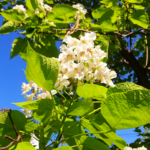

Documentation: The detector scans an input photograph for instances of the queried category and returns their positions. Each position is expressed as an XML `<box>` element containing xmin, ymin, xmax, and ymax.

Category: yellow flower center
<box><xmin>82</xmin><ymin>40</ymin><xmax>86</xmax><ymax>45</ymax></box>
<box><xmin>80</xmin><ymin>51</ymin><xmax>85</xmax><ymax>57</ymax></box>
<box><xmin>108</xmin><ymin>79</ymin><xmax>111</xmax><ymax>82</ymax></box>
<box><xmin>67</xmin><ymin>54</ymin><xmax>72</xmax><ymax>61</ymax></box>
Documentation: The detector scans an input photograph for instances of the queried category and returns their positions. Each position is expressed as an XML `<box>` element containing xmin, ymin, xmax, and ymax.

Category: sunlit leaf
<box><xmin>25</xmin><ymin>43</ymin><xmax>60</xmax><ymax>91</ymax></box>
<box><xmin>77</xmin><ymin>84</ymin><xmax>107</xmax><ymax>100</ymax></box>
<box><xmin>1</xmin><ymin>9</ymin><xmax>25</xmax><ymax>22</ymax></box>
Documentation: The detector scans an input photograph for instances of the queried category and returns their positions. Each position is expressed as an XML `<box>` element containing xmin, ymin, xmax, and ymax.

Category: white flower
<box><xmin>72</xmin><ymin>3</ymin><xmax>87</xmax><ymax>15</ymax></box>
<box><xmin>138</xmin><ymin>146</ymin><xmax>147</xmax><ymax>150</ymax></box>
<box><xmin>124</xmin><ymin>146</ymin><xmax>147</xmax><ymax>150</ymax></box>
<box><xmin>21</xmin><ymin>109</ymin><xmax>32</xmax><ymax>118</ymax></box>
<box><xmin>63</xmin><ymin>36</ymin><xmax>80</xmax><ymax>48</ymax></box>
<box><xmin>30</xmin><ymin>134</ymin><xmax>39</xmax><ymax>149</ymax></box>
<box><xmin>29</xmin><ymin>81</ymin><xmax>42</xmax><ymax>93</ymax></box>
<box><xmin>35</xmin><ymin>8</ymin><xmax>40</xmax><ymax>14</ymax></box>
<box><xmin>44</xmin><ymin>4</ymin><xmax>52</xmax><ymax>12</ymax></box>
<box><xmin>51</xmin><ymin>90</ymin><xmax>57</xmax><ymax>95</ymax></box>
<box><xmin>13</xmin><ymin>5</ymin><xmax>28</xmax><ymax>18</ymax></box>
<box><xmin>60</xmin><ymin>44</ymin><xmax>68</xmax><ymax>53</ymax></box>
<box><xmin>24</xmin><ymin>93</ymin><xmax>35</xmax><ymax>101</ymax></box>
<box><xmin>79</xmin><ymin>32</ymin><xmax>96</xmax><ymax>48</ymax></box>
<box><xmin>56</xmin><ymin>32</ymin><xmax>117</xmax><ymax>88</ymax></box>
<box><xmin>21</xmin><ymin>82</ymin><xmax>31</xmax><ymax>95</ymax></box>
<box><xmin>62</xmin><ymin>48</ymin><xmax>76</xmax><ymax>62</ymax></box>
<box><xmin>37</xmin><ymin>92</ymin><xmax>49</xmax><ymax>99</ymax></box>
<box><xmin>124</xmin><ymin>147</ymin><xmax>132</xmax><ymax>150</ymax></box>
<box><xmin>38</xmin><ymin>0</ymin><xmax>43</xmax><ymax>6</ymax></box>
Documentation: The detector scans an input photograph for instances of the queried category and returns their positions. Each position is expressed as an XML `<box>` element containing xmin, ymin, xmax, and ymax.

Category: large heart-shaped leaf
<box><xmin>101</xmin><ymin>82</ymin><xmax>150</xmax><ymax>129</ymax></box>
<box><xmin>25</xmin><ymin>43</ymin><xmax>60</xmax><ymax>91</ymax></box>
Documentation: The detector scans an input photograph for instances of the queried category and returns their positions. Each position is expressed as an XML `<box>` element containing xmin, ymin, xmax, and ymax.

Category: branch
<box><xmin>0</xmin><ymin>109</ymin><xmax>23</xmax><ymax>150</ymax></box>
<box><xmin>37</xmin><ymin>27</ymin><xmax>150</xmax><ymax>39</ymax></box>
<box><xmin>38</xmin><ymin>28</ymin><xmax>122</xmax><ymax>37</ymax></box>
<box><xmin>45</xmin><ymin>141</ymin><xmax>55</xmax><ymax>149</ymax></box>
<box><xmin>122</xmin><ymin>29</ymin><xmax>148</xmax><ymax>38</ymax></box>
<box><xmin>144</xmin><ymin>34</ymin><xmax>149</xmax><ymax>68</ymax></box>
<box><xmin>129</xmin><ymin>28</ymin><xmax>132</xmax><ymax>52</ymax></box>
<box><xmin>118</xmin><ymin>38</ymin><xmax>150</xmax><ymax>89</ymax></box>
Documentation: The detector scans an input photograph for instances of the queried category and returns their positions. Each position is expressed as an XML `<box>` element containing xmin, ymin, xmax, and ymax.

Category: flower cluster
<box><xmin>55</xmin><ymin>32</ymin><xmax>117</xmax><ymax>91</ymax></box>
<box><xmin>21</xmin><ymin>81</ymin><xmax>57</xmax><ymax>117</ymax></box>
<box><xmin>13</xmin><ymin>5</ymin><xmax>28</xmax><ymax>18</ymax></box>
<box><xmin>13</xmin><ymin>1</ymin><xmax>52</xmax><ymax>18</ymax></box>
<box><xmin>124</xmin><ymin>146</ymin><xmax>147</xmax><ymax>150</ymax></box>
<box><xmin>72</xmin><ymin>3</ymin><xmax>87</xmax><ymax>15</ymax></box>
<box><xmin>37</xmin><ymin>0</ymin><xmax>53</xmax><ymax>12</ymax></box>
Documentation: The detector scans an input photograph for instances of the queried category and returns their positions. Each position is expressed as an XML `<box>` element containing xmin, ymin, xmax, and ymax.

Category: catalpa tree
<box><xmin>0</xmin><ymin>0</ymin><xmax>150</xmax><ymax>150</ymax></box>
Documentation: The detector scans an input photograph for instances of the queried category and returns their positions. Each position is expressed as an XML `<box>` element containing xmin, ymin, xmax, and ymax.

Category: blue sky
<box><xmin>0</xmin><ymin>16</ymin><xmax>143</xmax><ymax>145</ymax></box>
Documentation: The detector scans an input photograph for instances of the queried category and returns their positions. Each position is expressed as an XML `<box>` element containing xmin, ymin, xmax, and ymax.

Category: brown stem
<box><xmin>45</xmin><ymin>141</ymin><xmax>55</xmax><ymax>149</ymax></box>
<box><xmin>129</xmin><ymin>28</ymin><xmax>132</xmax><ymax>52</ymax></box>
<box><xmin>0</xmin><ymin>109</ymin><xmax>23</xmax><ymax>150</ymax></box>
<box><xmin>144</xmin><ymin>35</ymin><xmax>149</xmax><ymax>68</ymax></box>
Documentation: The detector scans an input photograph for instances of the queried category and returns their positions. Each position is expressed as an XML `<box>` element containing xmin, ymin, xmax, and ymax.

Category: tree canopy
<box><xmin>0</xmin><ymin>0</ymin><xmax>150</xmax><ymax>150</ymax></box>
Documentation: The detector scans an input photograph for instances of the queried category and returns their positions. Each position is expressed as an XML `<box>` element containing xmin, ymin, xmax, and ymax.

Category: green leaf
<box><xmin>129</xmin><ymin>10</ymin><xmax>149</xmax><ymax>28</ymax></box>
<box><xmin>14</xmin><ymin>99</ymin><xmax>54</xmax><ymax>123</ymax></box>
<box><xmin>47</xmin><ymin>4</ymin><xmax>76</xmax><ymax>24</ymax></box>
<box><xmin>92</xmin><ymin>7</ymin><xmax>108</xmax><ymax>19</ymax></box>
<box><xmin>80</xmin><ymin>136</ymin><xmax>110</xmax><ymax>150</ymax></box>
<box><xmin>25</xmin><ymin>122</ymin><xmax>38</xmax><ymax>132</ymax></box>
<box><xmin>68</xmin><ymin>99</ymin><xmax>94</xmax><ymax>116</ymax></box>
<box><xmin>101</xmin><ymin>82</ymin><xmax>150</xmax><ymax>129</ymax></box>
<box><xmin>25</xmin><ymin>0</ymin><xmax>45</xmax><ymax>18</ymax></box>
<box><xmin>1</xmin><ymin>9</ymin><xmax>25</xmax><ymax>22</ymax></box>
<box><xmin>25</xmin><ymin>42</ymin><xmax>60</xmax><ymax>91</ymax></box>
<box><xmin>10</xmin><ymin>37</ymin><xmax>27</xmax><ymax>59</ymax></box>
<box><xmin>62</xmin><ymin>119</ymin><xmax>84</xmax><ymax>150</ymax></box>
<box><xmin>107</xmin><ymin>82</ymin><xmax>145</xmax><ymax>95</ymax></box>
<box><xmin>63</xmin><ymin>118</ymin><xmax>82</xmax><ymax>135</ymax></box>
<box><xmin>95</xmin><ymin>35</ymin><xmax>109</xmax><ymax>62</ymax></box>
<box><xmin>133</xmin><ymin>5</ymin><xmax>145</xmax><ymax>9</ymax></box>
<box><xmin>91</xmin><ymin>114</ymin><xmax>127</xmax><ymax>149</ymax></box>
<box><xmin>91</xmin><ymin>20</ymin><xmax>118</xmax><ymax>32</ymax></box>
<box><xmin>0</xmin><ymin>111</ymin><xmax>26</xmax><ymax>147</ymax></box>
<box><xmin>125</xmin><ymin>0</ymin><xmax>143</xmax><ymax>3</ymax></box>
<box><xmin>16</xmin><ymin>142</ymin><xmax>36</xmax><ymax>150</ymax></box>
<box><xmin>81</xmin><ymin>114</ymin><xmax>126</xmax><ymax>150</ymax></box>
<box><xmin>31</xmin><ymin>34</ymin><xmax>58</xmax><ymax>58</ymax></box>
<box><xmin>0</xmin><ymin>110</ymin><xmax>26</xmax><ymax>130</ymax></box>
<box><xmin>111</xmin><ymin>6</ymin><xmax>122</xmax><ymax>23</ymax></box>
<box><xmin>25</xmin><ymin>0</ymin><xmax>38</xmax><ymax>11</ymax></box>
<box><xmin>109</xmin><ymin>43</ymin><xmax>120</xmax><ymax>52</ymax></box>
<box><xmin>81</xmin><ymin>118</ymin><xmax>112</xmax><ymax>146</ymax></box>
<box><xmin>92</xmin><ymin>7</ymin><xmax>114</xmax><ymax>21</ymax></box>
<box><xmin>100</xmin><ymin>0</ymin><xmax>118</xmax><ymax>7</ymax></box>
<box><xmin>26</xmin><ymin>28</ymin><xmax>36</xmax><ymax>38</ymax></box>
<box><xmin>52</xmin><ymin>4</ymin><xmax>77</xmax><ymax>19</ymax></box>
<box><xmin>54</xmin><ymin>146</ymin><xmax>71</xmax><ymax>150</ymax></box>
<box><xmin>0</xmin><ymin>21</ymin><xmax>16</xmax><ymax>34</ymax></box>
<box><xmin>77</xmin><ymin>84</ymin><xmax>107</xmax><ymax>100</ymax></box>
<box><xmin>14</xmin><ymin>99</ymin><xmax>54</xmax><ymax>111</ymax></box>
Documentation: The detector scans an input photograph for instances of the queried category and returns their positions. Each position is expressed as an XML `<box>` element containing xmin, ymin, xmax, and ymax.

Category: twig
<box><xmin>65</xmin><ymin>13</ymin><xmax>80</xmax><ymax>36</ymax></box>
<box><xmin>122</xmin><ymin>29</ymin><xmax>147</xmax><ymax>38</ymax></box>
<box><xmin>129</xmin><ymin>28</ymin><xmax>132</xmax><ymax>52</ymax></box>
<box><xmin>144</xmin><ymin>34</ymin><xmax>149</xmax><ymax>68</ymax></box>
<box><xmin>0</xmin><ymin>109</ymin><xmax>23</xmax><ymax>150</ymax></box>
<box><xmin>45</xmin><ymin>141</ymin><xmax>55</xmax><ymax>149</ymax></box>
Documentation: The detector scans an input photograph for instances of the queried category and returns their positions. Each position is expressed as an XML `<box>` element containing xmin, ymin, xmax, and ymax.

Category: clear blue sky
<box><xmin>0</xmin><ymin>16</ymin><xmax>143</xmax><ymax>145</ymax></box>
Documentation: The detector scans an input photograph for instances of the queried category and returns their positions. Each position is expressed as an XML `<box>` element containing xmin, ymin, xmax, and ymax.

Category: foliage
<box><xmin>0</xmin><ymin>0</ymin><xmax>150</xmax><ymax>150</ymax></box>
